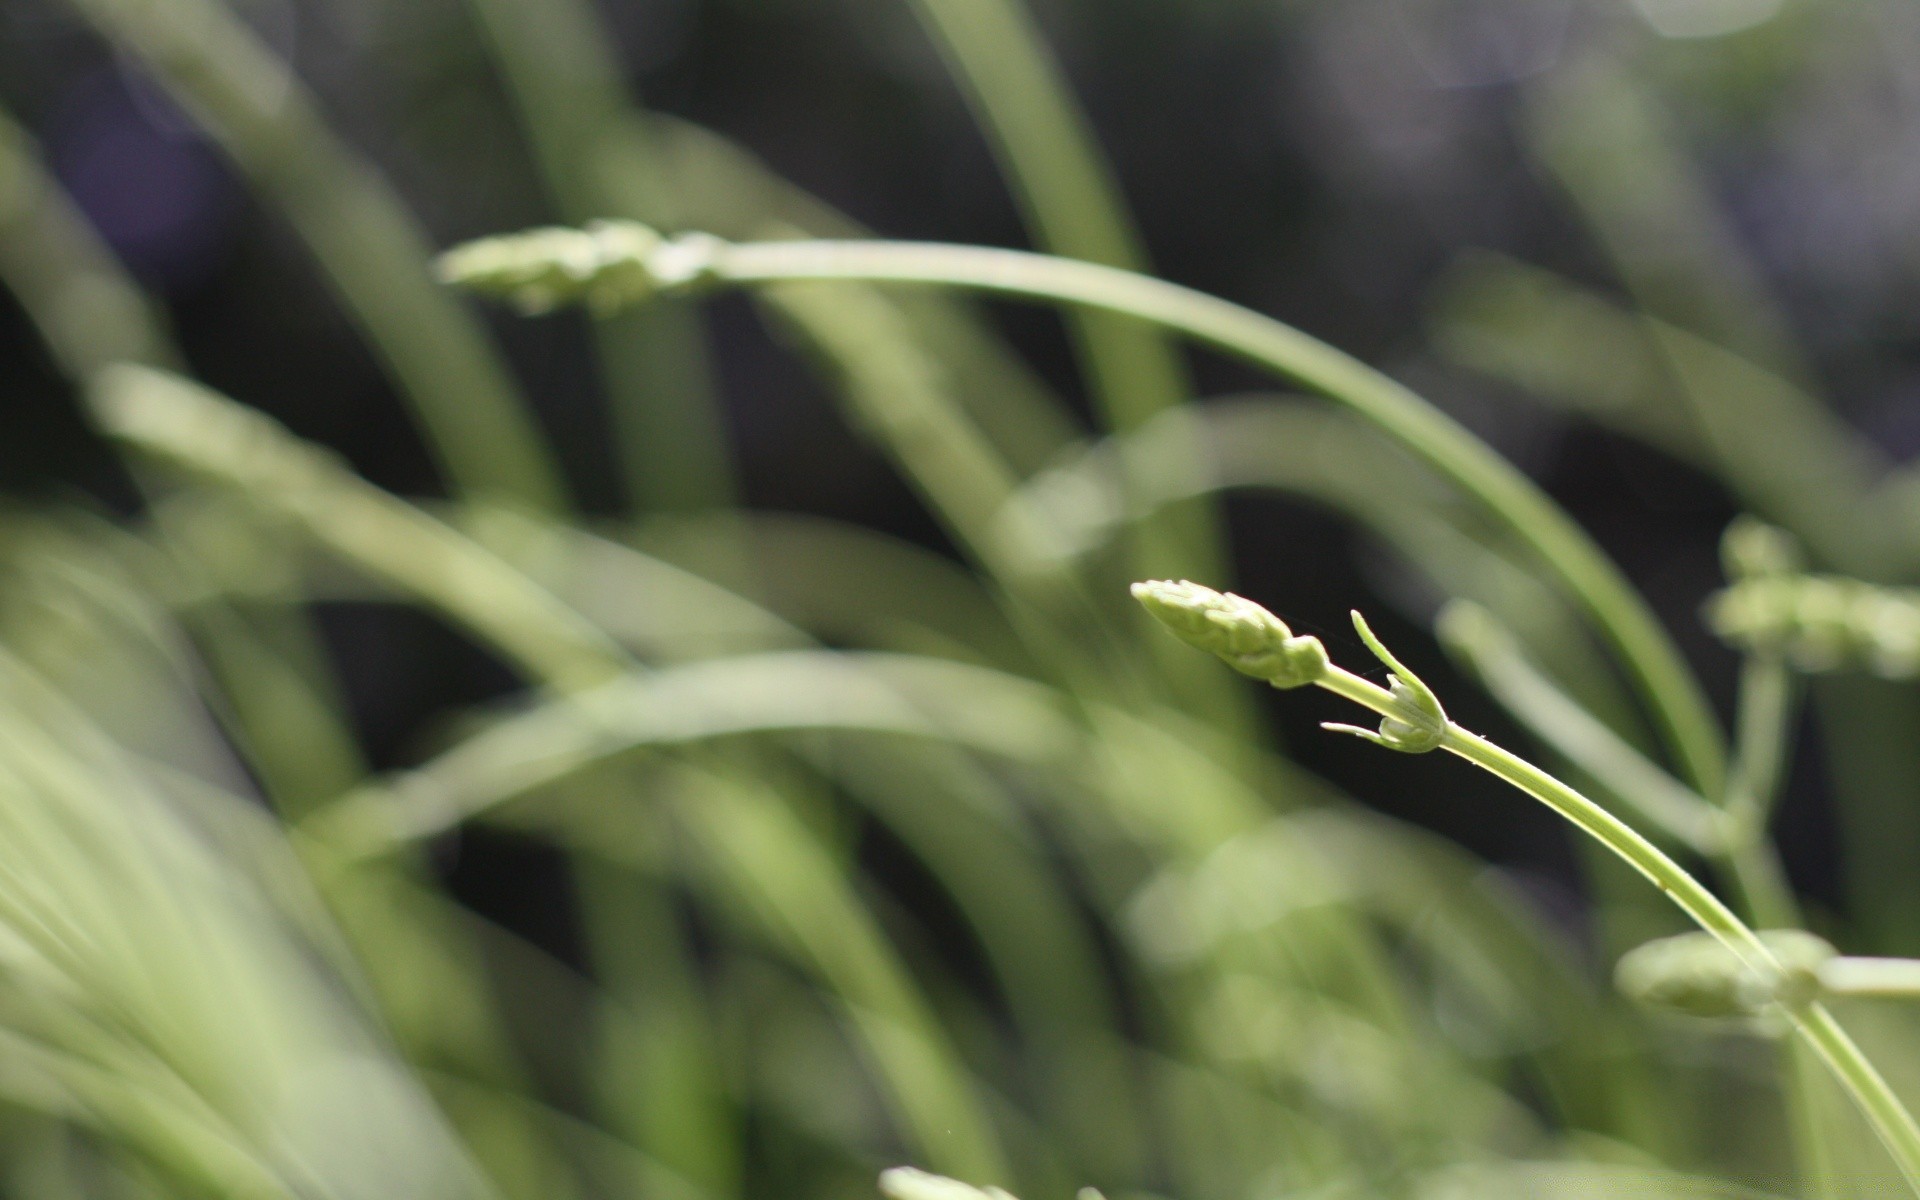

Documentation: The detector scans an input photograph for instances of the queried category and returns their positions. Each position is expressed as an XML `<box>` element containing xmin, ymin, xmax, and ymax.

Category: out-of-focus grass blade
<box><xmin>307</xmin><ymin>649</ymin><xmax>1080</xmax><ymax>854</ymax></box>
<box><xmin>64</xmin><ymin>0</ymin><xmax>564</xmax><ymax>511</ymax></box>
<box><xmin>459</xmin><ymin>0</ymin><xmax>728</xmax><ymax>514</ymax></box>
<box><xmin>819</xmin><ymin>738</ymin><xmax>1145</xmax><ymax>1181</ymax></box>
<box><xmin>642</xmin><ymin>111</ymin><xmax>1079</xmax><ymax>478</ymax></box>
<box><xmin>1416</xmin><ymin>1160</ymin><xmax>1795</xmax><ymax>1199</ymax></box>
<box><xmin>0</xmin><ymin>107</ymin><xmax>177</xmax><ymax>377</ymax></box>
<box><xmin>898</xmin><ymin>0</ymin><xmax>1187</xmax><ymax>433</ymax></box>
<box><xmin>1523</xmin><ymin>56</ymin><xmax>1808</xmax><ymax>379</ymax></box>
<box><xmin>626</xmin><ymin>761</ymin><xmax>1014</xmax><ymax>1182</ymax></box>
<box><xmin>631</xmin><ymin>512</ymin><xmax>1035</xmax><ymax>674</ymax></box>
<box><xmin>91</xmin><ymin>366</ymin><xmax>621</xmax><ymax>691</ymax></box>
<box><xmin>1429</xmin><ymin>254</ymin><xmax>1894</xmax><ymax>574</ymax></box>
<box><xmin>0</xmin><ymin>651</ymin><xmax>494</xmax><ymax>1198</ymax></box>
<box><xmin>449</xmin><ymin>507</ymin><xmax>811</xmax><ymax>663</ymax></box>
<box><xmin>570</xmin><ymin>859</ymin><xmax>740</xmax><ymax>1200</ymax></box>
<box><xmin>0</xmin><ymin>515</ymin><xmax>249</xmax><ymax>795</ymax></box>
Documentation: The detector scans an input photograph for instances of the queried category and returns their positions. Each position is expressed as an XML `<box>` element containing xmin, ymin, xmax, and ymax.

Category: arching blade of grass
<box><xmin>92</xmin><ymin>367</ymin><xmax>623</xmax><ymax>691</ymax></box>
<box><xmin>95</xmin><ymin>365</ymin><xmax>1017</xmax><ymax>1183</ymax></box>
<box><xmin>1428</xmin><ymin>253</ymin><xmax>1896</xmax><ymax>575</ymax></box>
<box><xmin>300</xmin><ymin>649</ymin><xmax>1075</xmax><ymax>855</ymax></box>
<box><xmin>64</xmin><ymin>0</ymin><xmax>564</xmax><ymax>511</ymax></box>
<box><xmin>897</xmin><ymin>0</ymin><xmax>1247</xmax><ymax>732</ymax></box>
<box><xmin>440</xmin><ymin>226</ymin><xmax>1733</xmax><ymax>797</ymax></box>
<box><xmin>637</xmin><ymin>113</ymin><xmax>1079</xmax><ymax>479</ymax></box>
<box><xmin>0</xmin><ymin>650</ymin><xmax>495</xmax><ymax>1198</ymax></box>
<box><xmin>899</xmin><ymin>0</ymin><xmax>1189</xmax><ymax>437</ymax></box>
<box><xmin>0</xmin><ymin>107</ymin><xmax>178</xmax><ymax>377</ymax></box>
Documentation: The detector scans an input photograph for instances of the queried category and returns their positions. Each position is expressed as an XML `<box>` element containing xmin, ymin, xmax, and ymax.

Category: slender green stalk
<box><xmin>441</xmin><ymin>226</ymin><xmax>1724</xmax><ymax>796</ymax></box>
<box><xmin>1719</xmin><ymin>649</ymin><xmax>1802</xmax><ymax>931</ymax></box>
<box><xmin>1132</xmin><ymin>582</ymin><xmax>1920</xmax><ymax>1191</ymax></box>
<box><xmin>712</xmin><ymin>237</ymin><xmax>1727</xmax><ymax>791</ymax></box>
<box><xmin>1437</xmin><ymin>601</ymin><xmax>1721</xmax><ymax>854</ymax></box>
<box><xmin>66</xmin><ymin>0</ymin><xmax>564</xmax><ymax>510</ymax></box>
<box><xmin>1820</xmin><ymin>958</ymin><xmax>1920</xmax><ymax>999</ymax></box>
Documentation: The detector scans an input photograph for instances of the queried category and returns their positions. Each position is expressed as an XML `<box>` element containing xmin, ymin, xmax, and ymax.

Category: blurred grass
<box><xmin>1</xmin><ymin>0</ymin><xmax>1919</xmax><ymax>1196</ymax></box>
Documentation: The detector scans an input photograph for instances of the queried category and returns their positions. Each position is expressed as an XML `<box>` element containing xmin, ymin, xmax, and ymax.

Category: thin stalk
<box><xmin>1437</xmin><ymin>602</ymin><xmax>1721</xmax><ymax>854</ymax></box>
<box><xmin>681</xmin><ymin>235</ymin><xmax>1726</xmax><ymax>796</ymax></box>
<box><xmin>781</xmin><ymin>0</ymin><xmax>1256</xmax><ymax>721</ymax></box>
<box><xmin>901</xmin><ymin>0</ymin><xmax>1187</xmax><ymax>433</ymax></box>
<box><xmin>1720</xmin><ymin>647</ymin><xmax>1802</xmax><ymax>930</ymax></box>
<box><xmin>1820</xmin><ymin>958</ymin><xmax>1920</xmax><ymax>999</ymax></box>
<box><xmin>1454</xmin><ymin>592</ymin><xmax>1821</xmax><ymax>1190</ymax></box>
<box><xmin>1308</xmin><ymin>664</ymin><xmax>1920</xmax><ymax>1191</ymax></box>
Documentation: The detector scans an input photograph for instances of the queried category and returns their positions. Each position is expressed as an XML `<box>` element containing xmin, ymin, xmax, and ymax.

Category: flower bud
<box><xmin>1131</xmin><ymin>580</ymin><xmax>1328</xmax><ymax>688</ymax></box>
<box><xmin>1616</xmin><ymin>929</ymin><xmax>1835</xmax><ymax>1019</ymax></box>
<box><xmin>435</xmin><ymin>221</ymin><xmax>667</xmax><ymax>315</ymax></box>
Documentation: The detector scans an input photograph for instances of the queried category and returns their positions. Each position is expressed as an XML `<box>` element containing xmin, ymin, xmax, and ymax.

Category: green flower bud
<box><xmin>1616</xmin><ymin>930</ymin><xmax>1836</xmax><ymax>1019</ymax></box>
<box><xmin>1707</xmin><ymin>573</ymin><xmax>1920</xmax><ymax>679</ymax></box>
<box><xmin>1131</xmin><ymin>579</ymin><xmax>1329</xmax><ymax>688</ymax></box>
<box><xmin>435</xmin><ymin>221</ymin><xmax>668</xmax><ymax>315</ymax></box>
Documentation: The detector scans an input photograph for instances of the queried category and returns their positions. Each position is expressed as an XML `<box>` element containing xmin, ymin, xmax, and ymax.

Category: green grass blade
<box><xmin>460</xmin><ymin>0</ymin><xmax>730</xmax><ymax>513</ymax></box>
<box><xmin>65</xmin><ymin>0</ymin><xmax>565</xmax><ymax>510</ymax></box>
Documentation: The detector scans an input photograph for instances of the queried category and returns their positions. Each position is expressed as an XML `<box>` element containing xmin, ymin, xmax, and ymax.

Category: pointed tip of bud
<box><xmin>1130</xmin><ymin>579</ymin><xmax>1327</xmax><ymax>688</ymax></box>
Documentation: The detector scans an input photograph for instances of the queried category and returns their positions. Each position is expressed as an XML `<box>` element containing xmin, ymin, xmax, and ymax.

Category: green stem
<box><xmin>689</xmin><ymin>236</ymin><xmax>1727</xmax><ymax>797</ymax></box>
<box><xmin>1821</xmin><ymin>958</ymin><xmax>1920</xmax><ymax>999</ymax></box>
<box><xmin>1313</xmin><ymin>663</ymin><xmax>1920</xmax><ymax>1191</ymax></box>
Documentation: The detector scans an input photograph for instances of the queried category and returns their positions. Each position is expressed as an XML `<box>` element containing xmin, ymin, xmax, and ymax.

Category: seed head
<box><xmin>435</xmin><ymin>221</ymin><xmax>668</xmax><ymax>315</ymax></box>
<box><xmin>1131</xmin><ymin>580</ymin><xmax>1328</xmax><ymax>688</ymax></box>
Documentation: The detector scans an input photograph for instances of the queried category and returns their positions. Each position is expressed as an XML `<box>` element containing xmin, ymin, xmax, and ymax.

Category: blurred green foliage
<box><xmin>5</xmin><ymin>0</ymin><xmax>1920</xmax><ymax>1196</ymax></box>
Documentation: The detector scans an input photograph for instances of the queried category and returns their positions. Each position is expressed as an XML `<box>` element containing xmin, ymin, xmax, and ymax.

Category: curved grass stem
<box><xmin>666</xmin><ymin>235</ymin><xmax>1728</xmax><ymax>797</ymax></box>
<box><xmin>1310</xmin><ymin>661</ymin><xmax>1920</xmax><ymax>1192</ymax></box>
<box><xmin>1129</xmin><ymin>579</ymin><xmax>1920</xmax><ymax>1189</ymax></box>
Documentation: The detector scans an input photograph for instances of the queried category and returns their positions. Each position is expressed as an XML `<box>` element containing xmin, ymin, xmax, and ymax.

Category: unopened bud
<box><xmin>435</xmin><ymin>221</ymin><xmax>670</xmax><ymax>315</ymax></box>
<box><xmin>1131</xmin><ymin>580</ymin><xmax>1329</xmax><ymax>688</ymax></box>
<box><xmin>1616</xmin><ymin>930</ymin><xmax>1835</xmax><ymax>1019</ymax></box>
